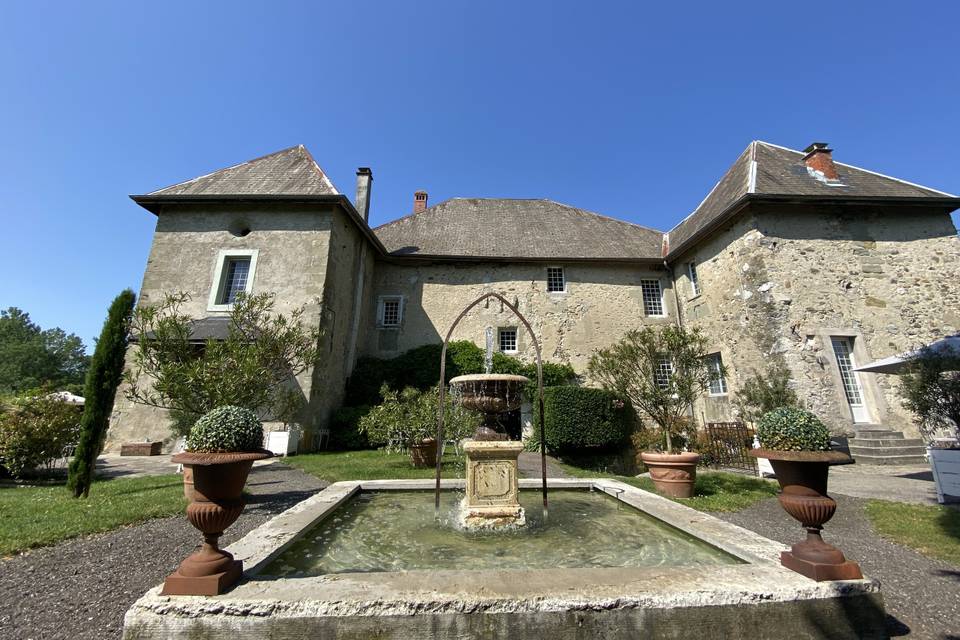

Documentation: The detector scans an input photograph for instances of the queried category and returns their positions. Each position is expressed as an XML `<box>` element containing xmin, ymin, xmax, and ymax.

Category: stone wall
<box><xmin>361</xmin><ymin>261</ymin><xmax>676</xmax><ymax>376</ymax></box>
<box><xmin>672</xmin><ymin>204</ymin><xmax>960</xmax><ymax>436</ymax></box>
<box><xmin>105</xmin><ymin>203</ymin><xmax>337</xmax><ymax>451</ymax></box>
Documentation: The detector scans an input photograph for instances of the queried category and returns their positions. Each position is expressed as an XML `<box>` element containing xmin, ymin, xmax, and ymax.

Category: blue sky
<box><xmin>2</xmin><ymin>1</ymin><xmax>958</xmax><ymax>348</ymax></box>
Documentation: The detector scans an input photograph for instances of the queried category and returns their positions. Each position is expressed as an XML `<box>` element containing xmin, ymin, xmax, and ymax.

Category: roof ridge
<box><xmin>667</xmin><ymin>141</ymin><xmax>754</xmax><ymax>235</ymax></box>
<box><xmin>147</xmin><ymin>145</ymin><xmax>305</xmax><ymax>195</ymax></box>
<box><xmin>296</xmin><ymin>144</ymin><xmax>340</xmax><ymax>195</ymax></box>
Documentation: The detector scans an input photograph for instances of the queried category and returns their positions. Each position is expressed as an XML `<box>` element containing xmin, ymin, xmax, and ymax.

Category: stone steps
<box><xmin>848</xmin><ymin>427</ymin><xmax>928</xmax><ymax>466</ymax></box>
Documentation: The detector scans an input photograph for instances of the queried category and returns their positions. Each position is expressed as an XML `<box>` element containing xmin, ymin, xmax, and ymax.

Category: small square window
<box><xmin>208</xmin><ymin>249</ymin><xmax>258</xmax><ymax>311</ymax></box>
<box><xmin>498</xmin><ymin>327</ymin><xmax>518</xmax><ymax>353</ymax></box>
<box><xmin>641</xmin><ymin>280</ymin><xmax>665</xmax><ymax>316</ymax></box>
<box><xmin>688</xmin><ymin>261</ymin><xmax>700</xmax><ymax>296</ymax></box>
<box><xmin>378</xmin><ymin>296</ymin><xmax>403</xmax><ymax>327</ymax></box>
<box><xmin>547</xmin><ymin>267</ymin><xmax>565</xmax><ymax>293</ymax></box>
<box><xmin>218</xmin><ymin>257</ymin><xmax>251</xmax><ymax>305</ymax></box>
<box><xmin>707</xmin><ymin>353</ymin><xmax>727</xmax><ymax>395</ymax></box>
<box><xmin>654</xmin><ymin>356</ymin><xmax>673</xmax><ymax>390</ymax></box>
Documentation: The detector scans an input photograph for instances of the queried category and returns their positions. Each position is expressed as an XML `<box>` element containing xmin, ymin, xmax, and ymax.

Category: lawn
<box><xmin>0</xmin><ymin>474</ymin><xmax>186</xmax><ymax>556</ymax></box>
<box><xmin>285</xmin><ymin>449</ymin><xmax>465</xmax><ymax>483</ymax></box>
<box><xmin>554</xmin><ymin>458</ymin><xmax>779</xmax><ymax>512</ymax></box>
<box><xmin>866</xmin><ymin>499</ymin><xmax>960</xmax><ymax>567</ymax></box>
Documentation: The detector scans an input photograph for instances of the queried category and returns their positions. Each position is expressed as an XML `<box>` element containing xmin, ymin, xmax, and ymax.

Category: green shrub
<box><xmin>531</xmin><ymin>386</ymin><xmax>632</xmax><ymax>453</ymax></box>
<box><xmin>756</xmin><ymin>406</ymin><xmax>830</xmax><ymax>451</ymax></box>
<box><xmin>359</xmin><ymin>385</ymin><xmax>480</xmax><ymax>452</ymax></box>
<box><xmin>345</xmin><ymin>341</ymin><xmax>576</xmax><ymax>406</ymax></box>
<box><xmin>0</xmin><ymin>392</ymin><xmax>82</xmax><ymax>478</ymax></box>
<box><xmin>329</xmin><ymin>405</ymin><xmax>371</xmax><ymax>450</ymax></box>
<box><xmin>733</xmin><ymin>364</ymin><xmax>800</xmax><ymax>424</ymax></box>
<box><xmin>186</xmin><ymin>406</ymin><xmax>264</xmax><ymax>453</ymax></box>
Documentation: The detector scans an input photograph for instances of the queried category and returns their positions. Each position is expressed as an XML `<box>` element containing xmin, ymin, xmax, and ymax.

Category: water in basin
<box><xmin>263</xmin><ymin>490</ymin><xmax>739</xmax><ymax>576</ymax></box>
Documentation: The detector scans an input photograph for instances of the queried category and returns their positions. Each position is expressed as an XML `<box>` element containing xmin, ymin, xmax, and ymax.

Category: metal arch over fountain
<box><xmin>435</xmin><ymin>292</ymin><xmax>549</xmax><ymax>521</ymax></box>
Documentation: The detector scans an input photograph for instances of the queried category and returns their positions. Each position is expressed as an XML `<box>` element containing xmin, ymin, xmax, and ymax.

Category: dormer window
<box><xmin>547</xmin><ymin>267</ymin><xmax>565</xmax><ymax>293</ymax></box>
<box><xmin>208</xmin><ymin>249</ymin><xmax>258</xmax><ymax>311</ymax></box>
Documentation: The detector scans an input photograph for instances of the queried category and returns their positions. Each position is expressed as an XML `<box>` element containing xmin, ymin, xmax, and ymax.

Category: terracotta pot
<box><xmin>162</xmin><ymin>449</ymin><xmax>271</xmax><ymax>596</ymax></box>
<box><xmin>409</xmin><ymin>438</ymin><xmax>438</xmax><ymax>468</ymax></box>
<box><xmin>750</xmin><ymin>449</ymin><xmax>863</xmax><ymax>581</ymax></box>
<box><xmin>640</xmin><ymin>451</ymin><xmax>699</xmax><ymax>498</ymax></box>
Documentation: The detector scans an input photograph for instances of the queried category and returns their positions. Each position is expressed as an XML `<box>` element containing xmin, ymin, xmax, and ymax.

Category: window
<box><xmin>707</xmin><ymin>353</ymin><xmax>727</xmax><ymax>395</ymax></box>
<box><xmin>547</xmin><ymin>267</ymin><xmax>565</xmax><ymax>293</ymax></box>
<box><xmin>378</xmin><ymin>296</ymin><xmax>403</xmax><ymax>327</ymax></box>
<box><xmin>208</xmin><ymin>249</ymin><xmax>258</xmax><ymax>311</ymax></box>
<box><xmin>498</xmin><ymin>327</ymin><xmax>518</xmax><ymax>353</ymax></box>
<box><xmin>688</xmin><ymin>261</ymin><xmax>700</xmax><ymax>296</ymax></box>
<box><xmin>641</xmin><ymin>280</ymin><xmax>664</xmax><ymax>316</ymax></box>
<box><xmin>654</xmin><ymin>356</ymin><xmax>673</xmax><ymax>390</ymax></box>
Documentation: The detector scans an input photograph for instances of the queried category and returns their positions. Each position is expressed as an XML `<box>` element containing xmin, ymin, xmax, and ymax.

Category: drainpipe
<box><xmin>664</xmin><ymin>259</ymin><xmax>699</xmax><ymax>439</ymax></box>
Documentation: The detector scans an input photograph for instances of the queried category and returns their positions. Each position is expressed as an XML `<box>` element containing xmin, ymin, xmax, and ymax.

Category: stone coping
<box><xmin>124</xmin><ymin>478</ymin><xmax>882</xmax><ymax>637</ymax></box>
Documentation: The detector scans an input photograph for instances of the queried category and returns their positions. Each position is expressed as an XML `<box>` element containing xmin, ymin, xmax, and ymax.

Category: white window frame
<box><xmin>498</xmin><ymin>327</ymin><xmax>518</xmax><ymax>353</ymax></box>
<box><xmin>377</xmin><ymin>295</ymin><xmax>404</xmax><ymax>328</ymax></box>
<box><xmin>688</xmin><ymin>261</ymin><xmax>700</xmax><ymax>297</ymax></box>
<box><xmin>707</xmin><ymin>353</ymin><xmax>727</xmax><ymax>396</ymax></box>
<box><xmin>207</xmin><ymin>249</ymin><xmax>258</xmax><ymax>312</ymax></box>
<box><xmin>641</xmin><ymin>279</ymin><xmax>666</xmax><ymax>317</ymax></box>
<box><xmin>546</xmin><ymin>266</ymin><xmax>566</xmax><ymax>293</ymax></box>
<box><xmin>654</xmin><ymin>356</ymin><xmax>673</xmax><ymax>390</ymax></box>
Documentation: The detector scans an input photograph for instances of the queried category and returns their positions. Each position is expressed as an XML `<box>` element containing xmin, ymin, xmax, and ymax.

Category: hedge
<box><xmin>531</xmin><ymin>386</ymin><xmax>632</xmax><ymax>453</ymax></box>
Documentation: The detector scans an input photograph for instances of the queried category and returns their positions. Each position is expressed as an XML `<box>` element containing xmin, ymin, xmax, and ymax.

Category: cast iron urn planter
<box><xmin>162</xmin><ymin>450</ymin><xmax>271</xmax><ymax>596</ymax></box>
<box><xmin>750</xmin><ymin>449</ymin><xmax>863</xmax><ymax>581</ymax></box>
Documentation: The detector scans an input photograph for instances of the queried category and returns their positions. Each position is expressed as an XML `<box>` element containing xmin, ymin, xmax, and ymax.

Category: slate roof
<box><xmin>147</xmin><ymin>145</ymin><xmax>339</xmax><ymax>196</ymax></box>
<box><xmin>665</xmin><ymin>141</ymin><xmax>957</xmax><ymax>257</ymax></box>
<box><xmin>373</xmin><ymin>198</ymin><xmax>665</xmax><ymax>261</ymax></box>
<box><xmin>141</xmin><ymin>317</ymin><xmax>233</xmax><ymax>342</ymax></box>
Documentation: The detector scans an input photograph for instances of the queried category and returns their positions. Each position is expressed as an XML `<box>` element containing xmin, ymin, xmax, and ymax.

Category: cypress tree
<box><xmin>67</xmin><ymin>289</ymin><xmax>136</xmax><ymax>498</ymax></box>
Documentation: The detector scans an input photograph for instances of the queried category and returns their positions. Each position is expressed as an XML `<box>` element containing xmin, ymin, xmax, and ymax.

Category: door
<box><xmin>830</xmin><ymin>337</ymin><xmax>871</xmax><ymax>423</ymax></box>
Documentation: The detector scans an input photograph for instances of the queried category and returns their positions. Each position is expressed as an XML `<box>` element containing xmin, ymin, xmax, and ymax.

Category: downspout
<box><xmin>664</xmin><ymin>258</ymin><xmax>699</xmax><ymax>442</ymax></box>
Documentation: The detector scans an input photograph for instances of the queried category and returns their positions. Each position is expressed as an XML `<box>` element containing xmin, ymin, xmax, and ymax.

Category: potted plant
<box><xmin>750</xmin><ymin>406</ymin><xmax>862</xmax><ymax>581</ymax></box>
<box><xmin>589</xmin><ymin>326</ymin><xmax>718</xmax><ymax>498</ymax></box>
<box><xmin>360</xmin><ymin>385</ymin><xmax>479</xmax><ymax>468</ymax></box>
<box><xmin>899</xmin><ymin>344</ymin><xmax>960</xmax><ymax>504</ymax></box>
<box><xmin>162</xmin><ymin>405</ymin><xmax>271</xmax><ymax>596</ymax></box>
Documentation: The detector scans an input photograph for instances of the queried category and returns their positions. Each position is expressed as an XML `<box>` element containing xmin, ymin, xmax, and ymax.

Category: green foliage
<box><xmin>866</xmin><ymin>499</ymin><xmax>960</xmax><ymax>566</ymax></box>
<box><xmin>899</xmin><ymin>345</ymin><xmax>960</xmax><ymax>445</ymax></box>
<box><xmin>733</xmin><ymin>364</ymin><xmax>800</xmax><ymax>423</ymax></box>
<box><xmin>125</xmin><ymin>292</ymin><xmax>321</xmax><ymax>436</ymax></box>
<box><xmin>0</xmin><ymin>307</ymin><xmax>89</xmax><ymax>395</ymax></box>
<box><xmin>0</xmin><ymin>392</ymin><xmax>83</xmax><ymax>478</ymax></box>
<box><xmin>756</xmin><ymin>406</ymin><xmax>831</xmax><ymax>451</ymax></box>
<box><xmin>329</xmin><ymin>405</ymin><xmax>371</xmax><ymax>450</ymax></box>
<box><xmin>186</xmin><ymin>405</ymin><xmax>264</xmax><ymax>452</ymax></box>
<box><xmin>67</xmin><ymin>290</ymin><xmax>136</xmax><ymax>497</ymax></box>
<box><xmin>345</xmin><ymin>341</ymin><xmax>575</xmax><ymax>406</ymax></box>
<box><xmin>530</xmin><ymin>386</ymin><xmax>632</xmax><ymax>453</ymax></box>
<box><xmin>358</xmin><ymin>384</ymin><xmax>480</xmax><ymax>451</ymax></box>
<box><xmin>588</xmin><ymin>326</ymin><xmax>717</xmax><ymax>453</ymax></box>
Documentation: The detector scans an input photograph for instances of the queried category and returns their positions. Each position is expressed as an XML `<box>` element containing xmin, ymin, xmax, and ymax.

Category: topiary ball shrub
<box><xmin>187</xmin><ymin>406</ymin><xmax>264</xmax><ymax>453</ymax></box>
<box><xmin>532</xmin><ymin>386</ymin><xmax>632</xmax><ymax>453</ymax></box>
<box><xmin>756</xmin><ymin>406</ymin><xmax>831</xmax><ymax>451</ymax></box>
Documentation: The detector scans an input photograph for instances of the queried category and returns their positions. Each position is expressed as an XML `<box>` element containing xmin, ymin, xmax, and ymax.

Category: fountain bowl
<box><xmin>449</xmin><ymin>373</ymin><xmax>529</xmax><ymax>414</ymax></box>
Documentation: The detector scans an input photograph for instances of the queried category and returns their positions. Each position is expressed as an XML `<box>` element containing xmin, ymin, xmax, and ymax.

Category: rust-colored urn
<box><xmin>751</xmin><ymin>449</ymin><xmax>863</xmax><ymax>581</ymax></box>
<box><xmin>409</xmin><ymin>437</ymin><xmax>438</xmax><ymax>468</ymax></box>
<box><xmin>162</xmin><ymin>450</ymin><xmax>271</xmax><ymax>596</ymax></box>
<box><xmin>640</xmin><ymin>451</ymin><xmax>700</xmax><ymax>498</ymax></box>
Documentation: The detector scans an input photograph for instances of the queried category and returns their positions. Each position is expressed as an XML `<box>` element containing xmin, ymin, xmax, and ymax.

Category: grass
<box><xmin>553</xmin><ymin>458</ymin><xmax>779</xmax><ymax>513</ymax></box>
<box><xmin>866</xmin><ymin>499</ymin><xmax>960</xmax><ymax>566</ymax></box>
<box><xmin>285</xmin><ymin>449</ymin><xmax>465</xmax><ymax>483</ymax></box>
<box><xmin>0</xmin><ymin>474</ymin><xmax>186</xmax><ymax>556</ymax></box>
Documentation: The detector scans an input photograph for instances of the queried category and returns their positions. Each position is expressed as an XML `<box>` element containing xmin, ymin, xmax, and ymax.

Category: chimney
<box><xmin>354</xmin><ymin>167</ymin><xmax>373</xmax><ymax>222</ymax></box>
<box><xmin>802</xmin><ymin>142</ymin><xmax>839</xmax><ymax>181</ymax></box>
<box><xmin>413</xmin><ymin>190</ymin><xmax>428</xmax><ymax>213</ymax></box>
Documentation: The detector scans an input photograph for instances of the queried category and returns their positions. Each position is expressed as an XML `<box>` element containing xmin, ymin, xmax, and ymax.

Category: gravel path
<box><xmin>0</xmin><ymin>464</ymin><xmax>326</xmax><ymax>640</ymax></box>
<box><xmin>719</xmin><ymin>495</ymin><xmax>960</xmax><ymax>640</ymax></box>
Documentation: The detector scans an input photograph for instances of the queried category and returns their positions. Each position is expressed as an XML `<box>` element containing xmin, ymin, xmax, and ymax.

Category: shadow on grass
<box><xmin>938</xmin><ymin>505</ymin><xmax>960</xmax><ymax>544</ymax></box>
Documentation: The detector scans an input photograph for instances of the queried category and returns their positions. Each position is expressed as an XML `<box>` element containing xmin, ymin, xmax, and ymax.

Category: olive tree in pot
<box><xmin>750</xmin><ymin>407</ymin><xmax>862</xmax><ymax>581</ymax></box>
<box><xmin>162</xmin><ymin>406</ymin><xmax>271</xmax><ymax>596</ymax></box>
<box><xmin>589</xmin><ymin>326</ymin><xmax>719</xmax><ymax>498</ymax></box>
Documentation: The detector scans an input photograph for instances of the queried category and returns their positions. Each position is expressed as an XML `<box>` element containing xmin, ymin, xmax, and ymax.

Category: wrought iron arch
<box><xmin>435</xmin><ymin>292</ymin><xmax>548</xmax><ymax>516</ymax></box>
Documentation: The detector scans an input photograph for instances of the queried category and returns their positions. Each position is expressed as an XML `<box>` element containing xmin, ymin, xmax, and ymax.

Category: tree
<box><xmin>588</xmin><ymin>326</ymin><xmax>720</xmax><ymax>453</ymax></box>
<box><xmin>0</xmin><ymin>308</ymin><xmax>89</xmax><ymax>395</ymax></box>
<box><xmin>733</xmin><ymin>364</ymin><xmax>800</xmax><ymax>424</ymax></box>
<box><xmin>124</xmin><ymin>292</ymin><xmax>321</xmax><ymax>435</ymax></box>
<box><xmin>899</xmin><ymin>345</ymin><xmax>960</xmax><ymax>445</ymax></box>
<box><xmin>67</xmin><ymin>290</ymin><xmax>136</xmax><ymax>497</ymax></box>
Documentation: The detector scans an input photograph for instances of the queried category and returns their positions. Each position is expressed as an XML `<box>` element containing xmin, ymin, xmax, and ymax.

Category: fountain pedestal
<box><xmin>460</xmin><ymin>440</ymin><xmax>525</xmax><ymax>529</ymax></box>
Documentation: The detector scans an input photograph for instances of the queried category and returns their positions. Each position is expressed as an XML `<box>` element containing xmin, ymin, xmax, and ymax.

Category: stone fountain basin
<box><xmin>123</xmin><ymin>479</ymin><xmax>886</xmax><ymax>639</ymax></box>
<box><xmin>449</xmin><ymin>373</ymin><xmax>530</xmax><ymax>413</ymax></box>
